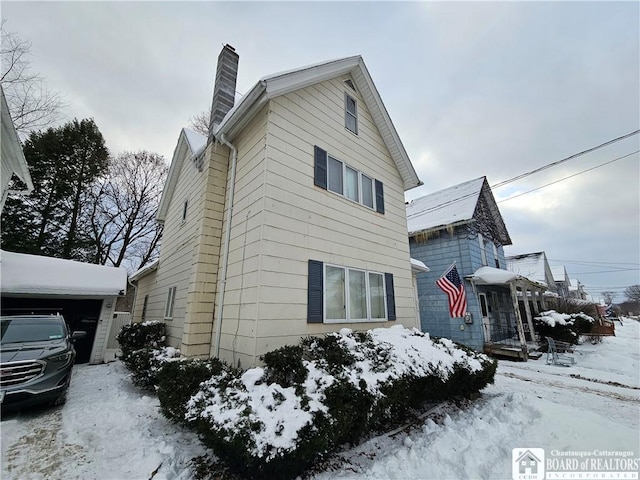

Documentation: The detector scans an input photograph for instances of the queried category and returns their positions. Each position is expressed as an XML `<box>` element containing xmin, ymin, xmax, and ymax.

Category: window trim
<box><xmin>164</xmin><ymin>286</ymin><xmax>177</xmax><ymax>320</ymax></box>
<box><xmin>345</xmin><ymin>92</ymin><xmax>358</xmax><ymax>135</ymax></box>
<box><xmin>323</xmin><ymin>263</ymin><xmax>387</xmax><ymax>324</ymax></box>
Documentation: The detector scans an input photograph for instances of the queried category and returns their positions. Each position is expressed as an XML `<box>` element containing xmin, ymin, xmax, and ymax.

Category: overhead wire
<box><xmin>497</xmin><ymin>150</ymin><xmax>638</xmax><ymax>203</ymax></box>
<box><xmin>491</xmin><ymin>130</ymin><xmax>639</xmax><ymax>189</ymax></box>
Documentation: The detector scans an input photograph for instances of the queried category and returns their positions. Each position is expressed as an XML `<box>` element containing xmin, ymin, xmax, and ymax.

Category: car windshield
<box><xmin>0</xmin><ymin>318</ymin><xmax>67</xmax><ymax>344</ymax></box>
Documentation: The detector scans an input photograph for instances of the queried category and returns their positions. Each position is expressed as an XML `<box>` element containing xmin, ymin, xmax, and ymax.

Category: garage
<box><xmin>1</xmin><ymin>250</ymin><xmax>128</xmax><ymax>364</ymax></box>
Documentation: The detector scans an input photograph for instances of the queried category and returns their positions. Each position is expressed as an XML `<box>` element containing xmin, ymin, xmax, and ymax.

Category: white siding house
<box><xmin>131</xmin><ymin>47</ymin><xmax>422</xmax><ymax>367</ymax></box>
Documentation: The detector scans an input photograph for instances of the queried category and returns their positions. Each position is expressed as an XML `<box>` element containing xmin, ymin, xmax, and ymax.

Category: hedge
<box><xmin>170</xmin><ymin>325</ymin><xmax>497</xmax><ymax>479</ymax></box>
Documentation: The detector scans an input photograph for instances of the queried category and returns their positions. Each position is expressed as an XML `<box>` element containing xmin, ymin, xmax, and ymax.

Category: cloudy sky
<box><xmin>4</xmin><ymin>1</ymin><xmax>639</xmax><ymax>302</ymax></box>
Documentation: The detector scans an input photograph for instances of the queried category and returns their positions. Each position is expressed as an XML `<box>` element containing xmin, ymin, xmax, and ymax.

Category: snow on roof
<box><xmin>568</xmin><ymin>278</ymin><xmax>580</xmax><ymax>291</ymax></box>
<box><xmin>469</xmin><ymin>266</ymin><xmax>519</xmax><ymax>285</ymax></box>
<box><xmin>1</xmin><ymin>250</ymin><xmax>127</xmax><ymax>296</ymax></box>
<box><xmin>406</xmin><ymin>177</ymin><xmax>485</xmax><ymax>236</ymax></box>
<box><xmin>550</xmin><ymin>265</ymin><xmax>569</xmax><ymax>283</ymax></box>
<box><xmin>506</xmin><ymin>252</ymin><xmax>548</xmax><ymax>285</ymax></box>
<box><xmin>410</xmin><ymin>258</ymin><xmax>430</xmax><ymax>273</ymax></box>
<box><xmin>130</xmin><ymin>259</ymin><xmax>159</xmax><ymax>282</ymax></box>
<box><xmin>183</xmin><ymin>128</ymin><xmax>207</xmax><ymax>156</ymax></box>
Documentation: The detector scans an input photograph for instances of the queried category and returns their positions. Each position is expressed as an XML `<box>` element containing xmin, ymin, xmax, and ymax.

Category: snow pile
<box><xmin>185</xmin><ymin>325</ymin><xmax>494</xmax><ymax>469</ymax></box>
<box><xmin>535</xmin><ymin>310</ymin><xmax>594</xmax><ymax>327</ymax></box>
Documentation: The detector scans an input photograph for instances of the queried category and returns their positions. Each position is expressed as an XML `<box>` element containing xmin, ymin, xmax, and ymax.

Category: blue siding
<box><xmin>410</xmin><ymin>229</ymin><xmax>514</xmax><ymax>352</ymax></box>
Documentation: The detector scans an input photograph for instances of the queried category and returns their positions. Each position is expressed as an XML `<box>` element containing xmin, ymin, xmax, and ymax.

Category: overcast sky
<box><xmin>4</xmin><ymin>1</ymin><xmax>639</xmax><ymax>302</ymax></box>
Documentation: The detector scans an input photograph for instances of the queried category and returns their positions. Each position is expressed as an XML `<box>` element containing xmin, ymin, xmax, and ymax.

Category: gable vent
<box><xmin>344</xmin><ymin>79</ymin><xmax>356</xmax><ymax>92</ymax></box>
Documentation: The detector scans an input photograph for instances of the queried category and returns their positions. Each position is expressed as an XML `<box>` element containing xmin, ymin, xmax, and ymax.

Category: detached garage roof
<box><xmin>1</xmin><ymin>250</ymin><xmax>127</xmax><ymax>296</ymax></box>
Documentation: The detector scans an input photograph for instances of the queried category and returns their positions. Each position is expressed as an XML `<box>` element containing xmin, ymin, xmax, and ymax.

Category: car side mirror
<box><xmin>71</xmin><ymin>331</ymin><xmax>87</xmax><ymax>342</ymax></box>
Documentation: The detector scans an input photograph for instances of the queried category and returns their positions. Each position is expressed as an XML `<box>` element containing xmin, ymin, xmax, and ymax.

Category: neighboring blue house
<box><xmin>407</xmin><ymin>177</ymin><xmax>545</xmax><ymax>360</ymax></box>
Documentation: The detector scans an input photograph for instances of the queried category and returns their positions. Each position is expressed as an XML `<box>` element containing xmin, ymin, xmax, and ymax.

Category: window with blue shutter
<box><xmin>314</xmin><ymin>146</ymin><xmax>327</xmax><ymax>189</ymax></box>
<box><xmin>307</xmin><ymin>260</ymin><xmax>324</xmax><ymax>323</ymax></box>
<box><xmin>375</xmin><ymin>180</ymin><xmax>385</xmax><ymax>214</ymax></box>
<box><xmin>385</xmin><ymin>273</ymin><xmax>396</xmax><ymax>321</ymax></box>
<box><xmin>313</xmin><ymin>146</ymin><xmax>384</xmax><ymax>214</ymax></box>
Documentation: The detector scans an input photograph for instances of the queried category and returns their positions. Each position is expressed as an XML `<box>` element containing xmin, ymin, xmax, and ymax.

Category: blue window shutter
<box><xmin>385</xmin><ymin>273</ymin><xmax>396</xmax><ymax>321</ymax></box>
<box><xmin>375</xmin><ymin>180</ymin><xmax>385</xmax><ymax>214</ymax></box>
<box><xmin>308</xmin><ymin>260</ymin><xmax>324</xmax><ymax>323</ymax></box>
<box><xmin>314</xmin><ymin>146</ymin><xmax>327</xmax><ymax>189</ymax></box>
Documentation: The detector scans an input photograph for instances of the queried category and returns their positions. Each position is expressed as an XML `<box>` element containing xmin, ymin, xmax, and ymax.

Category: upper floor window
<box><xmin>345</xmin><ymin>93</ymin><xmax>358</xmax><ymax>135</ymax></box>
<box><xmin>478</xmin><ymin>234</ymin><xmax>488</xmax><ymax>266</ymax></box>
<box><xmin>314</xmin><ymin>146</ymin><xmax>384</xmax><ymax>214</ymax></box>
<box><xmin>492</xmin><ymin>243</ymin><xmax>500</xmax><ymax>268</ymax></box>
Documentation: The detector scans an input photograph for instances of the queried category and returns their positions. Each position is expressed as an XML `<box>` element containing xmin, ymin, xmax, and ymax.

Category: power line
<box><xmin>497</xmin><ymin>150</ymin><xmax>638</xmax><ymax>204</ymax></box>
<box><xmin>491</xmin><ymin>130</ymin><xmax>639</xmax><ymax>189</ymax></box>
<box><xmin>550</xmin><ymin>259</ymin><xmax>640</xmax><ymax>266</ymax></box>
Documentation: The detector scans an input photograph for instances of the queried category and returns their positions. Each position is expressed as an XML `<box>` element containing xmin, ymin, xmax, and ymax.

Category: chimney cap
<box><xmin>224</xmin><ymin>44</ymin><xmax>236</xmax><ymax>52</ymax></box>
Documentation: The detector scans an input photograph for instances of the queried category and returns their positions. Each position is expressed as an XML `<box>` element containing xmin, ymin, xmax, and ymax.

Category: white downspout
<box><xmin>213</xmin><ymin>133</ymin><xmax>238</xmax><ymax>358</ymax></box>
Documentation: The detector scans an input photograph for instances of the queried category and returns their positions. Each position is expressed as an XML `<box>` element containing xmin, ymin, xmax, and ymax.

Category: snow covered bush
<box><xmin>183</xmin><ymin>325</ymin><xmax>496</xmax><ymax>479</ymax></box>
<box><xmin>535</xmin><ymin>310</ymin><xmax>595</xmax><ymax>345</ymax></box>
<box><xmin>117</xmin><ymin>321</ymin><xmax>166</xmax><ymax>357</ymax></box>
<box><xmin>117</xmin><ymin>322</ymin><xmax>180</xmax><ymax>389</ymax></box>
<box><xmin>156</xmin><ymin>357</ymin><xmax>229</xmax><ymax>424</ymax></box>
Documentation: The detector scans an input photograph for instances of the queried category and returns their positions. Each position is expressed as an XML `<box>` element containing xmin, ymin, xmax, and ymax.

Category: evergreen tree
<box><xmin>1</xmin><ymin>118</ymin><xmax>109</xmax><ymax>260</ymax></box>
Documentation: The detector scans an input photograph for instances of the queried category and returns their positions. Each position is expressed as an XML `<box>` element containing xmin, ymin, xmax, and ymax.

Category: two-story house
<box><xmin>407</xmin><ymin>177</ymin><xmax>544</xmax><ymax>360</ymax></box>
<box><xmin>130</xmin><ymin>45</ymin><xmax>422</xmax><ymax>368</ymax></box>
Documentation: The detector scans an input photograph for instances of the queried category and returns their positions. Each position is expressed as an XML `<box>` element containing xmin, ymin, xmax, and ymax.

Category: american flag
<box><xmin>436</xmin><ymin>263</ymin><xmax>467</xmax><ymax>318</ymax></box>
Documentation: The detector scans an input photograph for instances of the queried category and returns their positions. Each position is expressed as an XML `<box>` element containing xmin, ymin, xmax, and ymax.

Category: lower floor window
<box><xmin>325</xmin><ymin>264</ymin><xmax>386</xmax><ymax>322</ymax></box>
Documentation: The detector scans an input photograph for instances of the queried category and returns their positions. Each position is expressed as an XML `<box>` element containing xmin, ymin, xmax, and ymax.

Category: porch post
<box><xmin>540</xmin><ymin>289</ymin><xmax>548</xmax><ymax>310</ymax></box>
<box><xmin>521</xmin><ymin>285</ymin><xmax>536</xmax><ymax>342</ymax></box>
<box><xmin>509</xmin><ymin>281</ymin><xmax>528</xmax><ymax>361</ymax></box>
<box><xmin>531</xmin><ymin>291</ymin><xmax>540</xmax><ymax>314</ymax></box>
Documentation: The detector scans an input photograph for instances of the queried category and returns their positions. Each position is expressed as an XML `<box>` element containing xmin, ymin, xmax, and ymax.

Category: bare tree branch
<box><xmin>188</xmin><ymin>108</ymin><xmax>210</xmax><ymax>136</ymax></box>
<box><xmin>1</xmin><ymin>19</ymin><xmax>65</xmax><ymax>134</ymax></box>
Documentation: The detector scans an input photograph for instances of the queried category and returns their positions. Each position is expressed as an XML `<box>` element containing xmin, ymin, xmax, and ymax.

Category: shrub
<box><xmin>156</xmin><ymin>357</ymin><xmax>227</xmax><ymax>424</ymax></box>
<box><xmin>182</xmin><ymin>325</ymin><xmax>496</xmax><ymax>480</ymax></box>
<box><xmin>117</xmin><ymin>321</ymin><xmax>166</xmax><ymax>358</ymax></box>
<box><xmin>116</xmin><ymin>321</ymin><xmax>180</xmax><ymax>390</ymax></box>
<box><xmin>534</xmin><ymin>310</ymin><xmax>595</xmax><ymax>345</ymax></box>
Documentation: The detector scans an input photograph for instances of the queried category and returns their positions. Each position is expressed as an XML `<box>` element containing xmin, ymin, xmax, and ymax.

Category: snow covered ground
<box><xmin>2</xmin><ymin>319</ymin><xmax>639</xmax><ymax>480</ymax></box>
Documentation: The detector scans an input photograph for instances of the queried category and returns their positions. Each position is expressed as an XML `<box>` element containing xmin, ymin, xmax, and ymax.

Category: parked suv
<box><xmin>0</xmin><ymin>314</ymin><xmax>86</xmax><ymax>409</ymax></box>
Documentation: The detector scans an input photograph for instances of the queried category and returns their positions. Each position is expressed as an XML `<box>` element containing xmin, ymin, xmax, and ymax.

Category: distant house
<box><xmin>407</xmin><ymin>177</ymin><xmax>544</xmax><ymax>360</ymax></box>
<box><xmin>130</xmin><ymin>46</ymin><xmax>422</xmax><ymax>367</ymax></box>
<box><xmin>568</xmin><ymin>278</ymin><xmax>587</xmax><ymax>300</ymax></box>
<box><xmin>1</xmin><ymin>85</ymin><xmax>33</xmax><ymax>211</ymax></box>
<box><xmin>550</xmin><ymin>265</ymin><xmax>571</xmax><ymax>300</ymax></box>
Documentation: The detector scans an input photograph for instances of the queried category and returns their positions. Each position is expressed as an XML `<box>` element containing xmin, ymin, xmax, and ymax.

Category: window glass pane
<box><xmin>346</xmin><ymin>95</ymin><xmax>356</xmax><ymax>115</ymax></box>
<box><xmin>346</xmin><ymin>114</ymin><xmax>357</xmax><ymax>134</ymax></box>
<box><xmin>326</xmin><ymin>266</ymin><xmax>346</xmax><ymax>320</ymax></box>
<box><xmin>345</xmin><ymin>167</ymin><xmax>359</xmax><ymax>202</ymax></box>
<box><xmin>369</xmin><ymin>273</ymin><xmax>385</xmax><ymax>319</ymax></box>
<box><xmin>349</xmin><ymin>269</ymin><xmax>367</xmax><ymax>319</ymax></box>
<box><xmin>328</xmin><ymin>156</ymin><xmax>343</xmax><ymax>194</ymax></box>
<box><xmin>362</xmin><ymin>175</ymin><xmax>373</xmax><ymax>208</ymax></box>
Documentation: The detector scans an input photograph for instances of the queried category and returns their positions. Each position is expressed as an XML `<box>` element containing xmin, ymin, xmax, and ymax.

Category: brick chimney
<box><xmin>209</xmin><ymin>44</ymin><xmax>239</xmax><ymax>138</ymax></box>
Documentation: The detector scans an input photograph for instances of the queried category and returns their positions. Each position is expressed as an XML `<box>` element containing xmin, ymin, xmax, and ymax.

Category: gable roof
<box><xmin>506</xmin><ymin>252</ymin><xmax>555</xmax><ymax>288</ymax></box>
<box><xmin>550</xmin><ymin>265</ymin><xmax>570</xmax><ymax>283</ymax></box>
<box><xmin>213</xmin><ymin>55</ymin><xmax>421</xmax><ymax>191</ymax></box>
<box><xmin>157</xmin><ymin>128</ymin><xmax>207</xmax><ymax>222</ymax></box>
<box><xmin>406</xmin><ymin>177</ymin><xmax>511</xmax><ymax>245</ymax></box>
